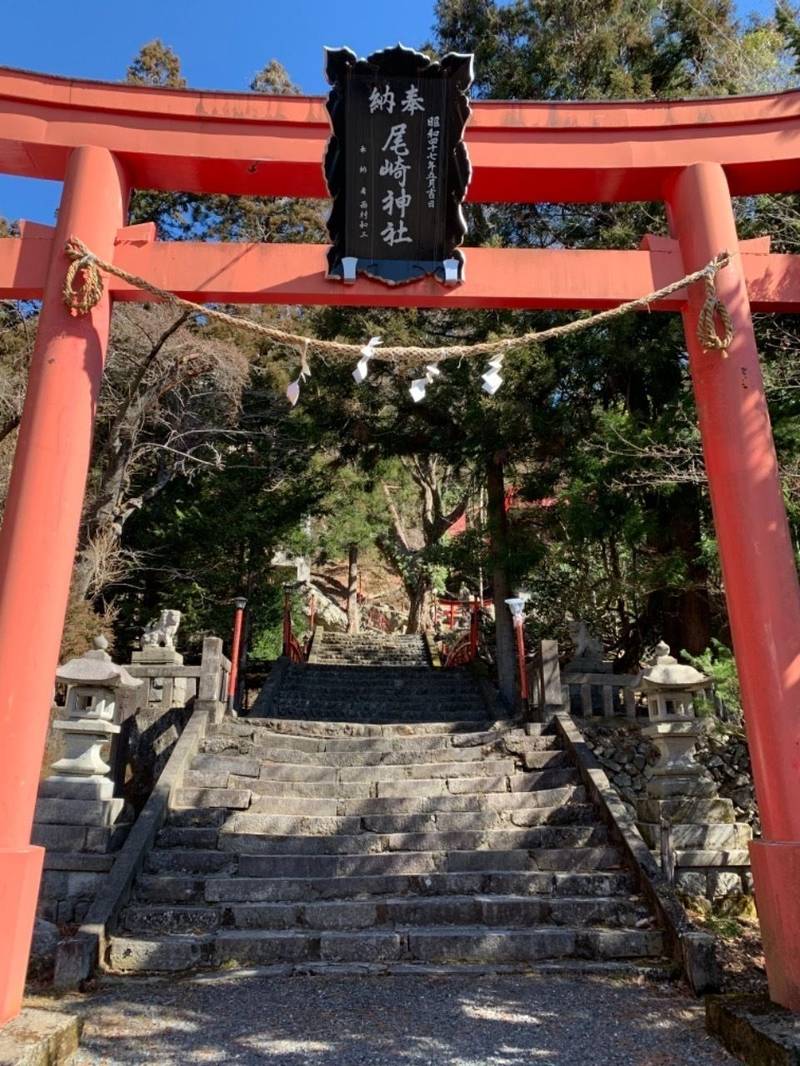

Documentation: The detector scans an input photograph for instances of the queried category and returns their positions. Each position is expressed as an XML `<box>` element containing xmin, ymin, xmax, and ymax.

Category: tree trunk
<box><xmin>487</xmin><ymin>456</ymin><xmax>517</xmax><ymax>708</ymax></box>
<box><xmin>347</xmin><ymin>543</ymin><xmax>360</xmax><ymax>634</ymax></box>
<box><xmin>406</xmin><ymin>573</ymin><xmax>433</xmax><ymax>634</ymax></box>
<box><xmin>641</xmin><ymin>485</ymin><xmax>711</xmax><ymax>658</ymax></box>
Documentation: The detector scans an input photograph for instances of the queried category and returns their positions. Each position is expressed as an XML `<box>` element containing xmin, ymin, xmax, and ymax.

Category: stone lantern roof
<box><xmin>56</xmin><ymin>635</ymin><xmax>141</xmax><ymax>689</ymax></box>
<box><xmin>641</xmin><ymin>642</ymin><xmax>708</xmax><ymax>690</ymax></box>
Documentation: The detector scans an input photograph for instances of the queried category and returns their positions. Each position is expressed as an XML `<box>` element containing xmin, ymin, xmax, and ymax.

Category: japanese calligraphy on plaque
<box><xmin>324</xmin><ymin>44</ymin><xmax>474</xmax><ymax>287</ymax></box>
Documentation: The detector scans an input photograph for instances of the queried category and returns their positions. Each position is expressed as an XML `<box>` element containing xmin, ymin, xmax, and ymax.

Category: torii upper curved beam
<box><xmin>2</xmin><ymin>65</ymin><xmax>800</xmax><ymax>201</ymax></box>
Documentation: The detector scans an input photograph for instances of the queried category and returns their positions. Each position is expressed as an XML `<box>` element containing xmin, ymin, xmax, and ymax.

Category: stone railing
<box><xmin>562</xmin><ymin>667</ymin><xmax>644</xmax><ymax>718</ymax></box>
<box><xmin>526</xmin><ymin>638</ymin><xmax>655</xmax><ymax>719</ymax></box>
<box><xmin>125</xmin><ymin>634</ymin><xmax>230</xmax><ymax>713</ymax></box>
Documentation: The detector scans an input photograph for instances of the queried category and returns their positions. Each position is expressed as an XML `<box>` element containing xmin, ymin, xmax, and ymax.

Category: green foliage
<box><xmin>126</xmin><ymin>40</ymin><xmax>186</xmax><ymax>88</ymax></box>
<box><xmin>684</xmin><ymin>639</ymin><xmax>742</xmax><ymax>722</ymax></box>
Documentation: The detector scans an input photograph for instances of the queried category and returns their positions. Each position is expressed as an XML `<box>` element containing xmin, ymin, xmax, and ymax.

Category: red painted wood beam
<box><xmin>0</xmin><ymin>233</ymin><xmax>796</xmax><ymax>311</ymax></box>
<box><xmin>2</xmin><ymin>67</ymin><xmax>800</xmax><ymax>201</ymax></box>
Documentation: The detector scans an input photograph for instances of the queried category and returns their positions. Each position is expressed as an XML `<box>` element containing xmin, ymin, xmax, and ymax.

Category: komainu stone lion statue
<box><xmin>142</xmin><ymin>609</ymin><xmax>182</xmax><ymax>649</ymax></box>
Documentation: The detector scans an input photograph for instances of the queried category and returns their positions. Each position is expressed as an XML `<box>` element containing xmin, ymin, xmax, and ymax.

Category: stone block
<box><xmin>0</xmin><ymin>1007</ymin><xmax>81</xmax><ymax>1066</ymax></box>
<box><xmin>136</xmin><ymin>874</ymin><xmax>205</xmax><ymax>903</ymax></box>
<box><xmin>581</xmin><ymin>928</ymin><xmax>664</xmax><ymax>958</ymax></box>
<box><xmin>259</xmin><ymin>762</ymin><xmax>336</xmax><ymax>783</ymax></box>
<box><xmin>66</xmin><ymin>871</ymin><xmax>103</xmax><ymax>897</ymax></box>
<box><xmin>682</xmin><ymin>931</ymin><xmax>722</xmax><ymax>994</ymax></box>
<box><xmin>408</xmin><ymin>928</ymin><xmax>575</xmax><ymax>963</ymax></box>
<box><xmin>193</xmin><ymin>754</ymin><xmax>260</xmax><ymax>778</ymax></box>
<box><xmin>172</xmin><ymin>787</ymin><xmax>251</xmax><ymax>809</ymax></box>
<box><xmin>110</xmin><ymin>935</ymin><xmax>208</xmax><ymax>972</ymax></box>
<box><xmin>227</xmin><ymin>903</ymin><xmax>301</xmax><ymax>929</ymax></box>
<box><xmin>638</xmin><ymin>821</ymin><xmax>750</xmax><ymax>851</ymax></box>
<box><xmin>706</xmin><ymin>993</ymin><xmax>800</xmax><ymax>1064</ymax></box>
<box><xmin>676</xmin><ymin>848</ymin><xmax>751</xmax><ymax>867</ymax></box>
<box><xmin>320</xmin><ymin>931</ymin><xmax>402</xmax><ymax>962</ymax></box>
<box><xmin>675</xmin><ymin>870</ymin><xmax>708</xmax><ymax>896</ymax></box>
<box><xmin>39</xmin><ymin>776</ymin><xmax>114</xmax><ymax>800</ymax></box>
<box><xmin>38</xmin><ymin>871</ymin><xmax>70</xmax><ymax>900</ymax></box>
<box><xmin>27</xmin><ymin>918</ymin><xmax>59</xmax><ymax>981</ymax></box>
<box><xmin>31</xmin><ymin>823</ymin><xmax>87</xmax><ymax>851</ymax></box>
<box><xmin>708</xmin><ymin>870</ymin><xmax>743</xmax><ymax>898</ymax></box>
<box><xmin>213</xmin><ymin>930</ymin><xmax>317</xmax><ymax>965</ymax></box>
<box><xmin>307</xmin><ymin>903</ymin><xmax>381</xmax><ymax>929</ymax></box>
<box><xmin>43</xmin><ymin>852</ymin><xmax>114</xmax><ymax>872</ymax></box>
<box><xmin>123</xmin><ymin>905</ymin><xmax>221</xmax><ymax>936</ymax></box>
<box><xmin>182</xmin><ymin>770</ymin><xmax>230</xmax><ymax>790</ymax></box>
<box><xmin>157</xmin><ymin>827</ymin><xmax>220</xmax><ymax>849</ymax></box>
<box><xmin>636</xmin><ymin>797</ymin><xmax>736</xmax><ymax>824</ymax></box>
<box><xmin>84</xmin><ymin>824</ymin><xmax>130</xmax><ymax>852</ymax></box>
<box><xmin>34</xmin><ymin>796</ymin><xmax>124</xmax><ymax>827</ymax></box>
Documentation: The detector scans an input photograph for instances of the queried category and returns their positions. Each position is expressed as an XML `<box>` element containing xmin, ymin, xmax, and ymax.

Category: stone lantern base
<box><xmin>636</xmin><ymin>717</ymin><xmax>753</xmax><ymax>900</ymax></box>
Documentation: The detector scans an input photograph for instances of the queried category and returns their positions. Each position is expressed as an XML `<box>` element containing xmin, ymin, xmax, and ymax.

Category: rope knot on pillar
<box><xmin>696</xmin><ymin>258</ymin><xmax>735</xmax><ymax>354</ymax></box>
<box><xmin>63</xmin><ymin>236</ymin><xmax>104</xmax><ymax>315</ymax></box>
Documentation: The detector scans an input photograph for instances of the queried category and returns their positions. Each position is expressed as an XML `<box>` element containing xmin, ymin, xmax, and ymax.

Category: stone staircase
<box><xmin>310</xmin><ymin>631</ymin><xmax>430</xmax><ymax>667</ymax></box>
<box><xmin>253</xmin><ymin>631</ymin><xmax>488</xmax><ymax>723</ymax></box>
<box><xmin>107</xmin><ymin>715</ymin><xmax>668</xmax><ymax>975</ymax></box>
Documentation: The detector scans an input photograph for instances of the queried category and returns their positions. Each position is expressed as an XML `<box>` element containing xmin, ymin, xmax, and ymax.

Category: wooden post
<box><xmin>347</xmin><ymin>543</ymin><xmax>360</xmax><ymax>634</ymax></box>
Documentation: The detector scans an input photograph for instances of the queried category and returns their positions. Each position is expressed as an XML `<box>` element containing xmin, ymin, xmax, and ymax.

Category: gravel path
<box><xmin>36</xmin><ymin>972</ymin><xmax>736</xmax><ymax>1065</ymax></box>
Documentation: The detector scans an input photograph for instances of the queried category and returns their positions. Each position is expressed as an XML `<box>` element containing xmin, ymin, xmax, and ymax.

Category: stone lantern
<box><xmin>44</xmin><ymin>636</ymin><xmax>141</xmax><ymax>815</ymax></box>
<box><xmin>636</xmin><ymin>641</ymin><xmax>753</xmax><ymax>901</ymax></box>
<box><xmin>640</xmin><ymin>641</ymin><xmax>715</xmax><ymax>801</ymax></box>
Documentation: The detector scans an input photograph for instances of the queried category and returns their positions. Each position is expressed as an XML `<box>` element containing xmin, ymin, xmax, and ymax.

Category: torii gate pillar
<box><xmin>670</xmin><ymin>161</ymin><xmax>800</xmax><ymax>1010</ymax></box>
<box><xmin>0</xmin><ymin>146</ymin><xmax>127</xmax><ymax>1024</ymax></box>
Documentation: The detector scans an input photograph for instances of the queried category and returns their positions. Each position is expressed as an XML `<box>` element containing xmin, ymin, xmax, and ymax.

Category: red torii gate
<box><xmin>2</xmin><ymin>66</ymin><xmax>800</xmax><ymax>1019</ymax></box>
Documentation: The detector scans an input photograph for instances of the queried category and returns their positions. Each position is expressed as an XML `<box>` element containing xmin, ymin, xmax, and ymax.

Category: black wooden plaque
<box><xmin>324</xmin><ymin>44</ymin><xmax>473</xmax><ymax>286</ymax></box>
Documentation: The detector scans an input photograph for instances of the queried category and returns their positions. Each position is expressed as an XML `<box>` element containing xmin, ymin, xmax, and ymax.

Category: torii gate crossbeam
<box><xmin>1</xmin><ymin>68</ymin><xmax>800</xmax><ymax>1020</ymax></box>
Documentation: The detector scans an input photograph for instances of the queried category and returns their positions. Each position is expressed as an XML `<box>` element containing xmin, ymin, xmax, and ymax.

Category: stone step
<box><xmin>216</xmin><ymin>768</ymin><xmax>566</xmax><ymax>801</ymax></box>
<box><xmin>638</xmin><ymin>822</ymin><xmax>752</xmax><ymax>850</ymax></box>
<box><xmin>331</xmin><ymin>780</ymin><xmax>584</xmax><ymax>813</ymax></box>
<box><xmin>327</xmin><ymin>758</ymin><xmax>522</xmax><ymax>782</ymax></box>
<box><xmin>232</xmin><ymin>781</ymin><xmax>583</xmax><ymax>817</ymax></box>
<box><xmin>122</xmin><ymin>893</ymin><xmax>649</xmax><ymax>936</ymax></box>
<box><xmin>145</xmin><ymin>850</ymin><xmax>235</xmax><ymax>875</ymax></box>
<box><xmin>197</xmin><ymin>738</ymin><xmax>559</xmax><ymax>767</ymax></box>
<box><xmin>217</xmin><ymin>824</ymin><xmax>610</xmax><ymax>857</ymax></box>
<box><xmin>227</xmin><ymin>845</ymin><xmax>621</xmax><ymax>878</ymax></box>
<box><xmin>674</xmin><ymin>848</ymin><xmax>751</xmax><ymax>868</ymax></box>
<box><xmin>173</xmin><ymin>787</ymin><xmax>252</xmax><ymax>810</ymax></box>
<box><xmin>268</xmin><ymin>710</ymin><xmax>489</xmax><ymax>724</ymax></box>
<box><xmin>205</xmin><ymin>724</ymin><xmax>537</xmax><ymax>754</ymax></box>
<box><xmin>227</xmin><ymin>894</ymin><xmax>650</xmax><ymax>932</ymax></box>
<box><xmin>167</xmin><ymin>808</ymin><xmax>229</xmax><ymax>829</ymax></box>
<box><xmin>249</xmin><ymin>718</ymin><xmax>510</xmax><ymax>737</ymax></box>
<box><xmin>219</xmin><ymin>804</ymin><xmax>599</xmax><ymax>841</ymax></box>
<box><xmin>136</xmin><ymin>869</ymin><xmax>635</xmax><ymax>905</ymax></box>
<box><xmin>108</xmin><ymin>925</ymin><xmax>664</xmax><ymax>972</ymax></box>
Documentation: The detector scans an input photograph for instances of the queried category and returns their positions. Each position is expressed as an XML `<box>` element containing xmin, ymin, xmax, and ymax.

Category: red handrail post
<box><xmin>282</xmin><ymin>586</ymin><xmax>292</xmax><ymax>658</ymax></box>
<box><xmin>505</xmin><ymin>597</ymin><xmax>530</xmax><ymax>710</ymax></box>
<box><xmin>227</xmin><ymin>596</ymin><xmax>247</xmax><ymax>712</ymax></box>
<box><xmin>469</xmin><ymin>598</ymin><xmax>479</xmax><ymax>659</ymax></box>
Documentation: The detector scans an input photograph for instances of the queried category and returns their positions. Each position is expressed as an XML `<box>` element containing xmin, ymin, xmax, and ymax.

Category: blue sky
<box><xmin>0</xmin><ymin>0</ymin><xmax>781</xmax><ymax>224</ymax></box>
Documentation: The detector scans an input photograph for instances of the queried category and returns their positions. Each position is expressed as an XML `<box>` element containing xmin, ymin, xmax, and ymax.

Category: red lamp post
<box><xmin>505</xmin><ymin>596</ymin><xmax>530</xmax><ymax>708</ymax></box>
<box><xmin>227</xmin><ymin>596</ymin><xmax>247</xmax><ymax>713</ymax></box>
